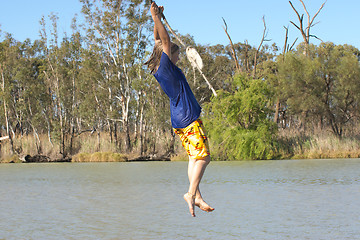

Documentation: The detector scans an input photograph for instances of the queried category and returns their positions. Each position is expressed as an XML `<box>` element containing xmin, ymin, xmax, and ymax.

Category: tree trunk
<box><xmin>274</xmin><ymin>98</ymin><xmax>280</xmax><ymax>124</ymax></box>
<box><xmin>70</xmin><ymin>125</ymin><xmax>75</xmax><ymax>155</ymax></box>
<box><xmin>142</xmin><ymin>120</ymin><xmax>147</xmax><ymax>155</ymax></box>
<box><xmin>31</xmin><ymin>124</ymin><xmax>42</xmax><ymax>154</ymax></box>
<box><xmin>1</xmin><ymin>68</ymin><xmax>14</xmax><ymax>154</ymax></box>
<box><xmin>108</xmin><ymin>119</ymin><xmax>113</xmax><ymax>143</ymax></box>
<box><xmin>123</xmin><ymin>120</ymin><xmax>131</xmax><ymax>152</ymax></box>
<box><xmin>114</xmin><ymin>122</ymin><xmax>118</xmax><ymax>149</ymax></box>
<box><xmin>97</xmin><ymin>129</ymin><xmax>101</xmax><ymax>152</ymax></box>
<box><xmin>120</xmin><ymin>95</ymin><xmax>132</xmax><ymax>152</ymax></box>
<box><xmin>60</xmin><ymin>112</ymin><xmax>65</xmax><ymax>157</ymax></box>
<box><xmin>168</xmin><ymin>128</ymin><xmax>175</xmax><ymax>157</ymax></box>
<box><xmin>139</xmin><ymin>103</ymin><xmax>144</xmax><ymax>156</ymax></box>
<box><xmin>222</xmin><ymin>18</ymin><xmax>241</xmax><ymax>73</ymax></box>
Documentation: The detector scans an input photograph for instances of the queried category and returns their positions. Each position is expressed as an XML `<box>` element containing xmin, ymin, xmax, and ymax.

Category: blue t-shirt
<box><xmin>154</xmin><ymin>52</ymin><xmax>201</xmax><ymax>128</ymax></box>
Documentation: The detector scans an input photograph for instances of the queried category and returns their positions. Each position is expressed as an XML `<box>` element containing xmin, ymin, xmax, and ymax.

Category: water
<box><xmin>1</xmin><ymin>159</ymin><xmax>360</xmax><ymax>240</ymax></box>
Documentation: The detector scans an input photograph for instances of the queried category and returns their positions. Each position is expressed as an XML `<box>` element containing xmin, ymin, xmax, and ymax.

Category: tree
<box><xmin>13</xmin><ymin>39</ymin><xmax>50</xmax><ymax>154</ymax></box>
<box><xmin>289</xmin><ymin>0</ymin><xmax>326</xmax><ymax>56</ymax></box>
<box><xmin>80</xmin><ymin>0</ymin><xmax>150</xmax><ymax>151</ymax></box>
<box><xmin>278</xmin><ymin>43</ymin><xmax>360</xmax><ymax>138</ymax></box>
<box><xmin>204</xmin><ymin>74</ymin><xmax>277</xmax><ymax>160</ymax></box>
<box><xmin>38</xmin><ymin>13</ymin><xmax>84</xmax><ymax>158</ymax></box>
<box><xmin>0</xmin><ymin>34</ymin><xmax>17</xmax><ymax>154</ymax></box>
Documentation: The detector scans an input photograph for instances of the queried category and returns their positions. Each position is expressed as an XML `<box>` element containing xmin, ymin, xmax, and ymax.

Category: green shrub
<box><xmin>204</xmin><ymin>74</ymin><xmax>278</xmax><ymax>160</ymax></box>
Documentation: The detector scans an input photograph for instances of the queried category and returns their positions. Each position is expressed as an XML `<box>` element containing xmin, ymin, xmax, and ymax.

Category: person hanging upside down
<box><xmin>145</xmin><ymin>2</ymin><xmax>214</xmax><ymax>217</ymax></box>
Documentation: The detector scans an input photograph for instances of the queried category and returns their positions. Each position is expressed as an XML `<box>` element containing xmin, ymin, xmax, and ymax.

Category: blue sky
<box><xmin>0</xmin><ymin>0</ymin><xmax>359</xmax><ymax>51</ymax></box>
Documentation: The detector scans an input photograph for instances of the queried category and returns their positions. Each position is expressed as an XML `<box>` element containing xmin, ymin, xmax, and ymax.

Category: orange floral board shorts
<box><xmin>173</xmin><ymin>119</ymin><xmax>210</xmax><ymax>160</ymax></box>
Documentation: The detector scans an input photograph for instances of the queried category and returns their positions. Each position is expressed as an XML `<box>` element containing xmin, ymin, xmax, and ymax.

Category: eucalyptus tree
<box><xmin>80</xmin><ymin>0</ymin><xmax>150</xmax><ymax>152</ymax></box>
<box><xmin>78</xmin><ymin>47</ymin><xmax>106</xmax><ymax>151</ymax></box>
<box><xmin>12</xmin><ymin>39</ymin><xmax>50</xmax><ymax>154</ymax></box>
<box><xmin>39</xmin><ymin>13</ymin><xmax>83</xmax><ymax>157</ymax></box>
<box><xmin>62</xmin><ymin>19</ymin><xmax>84</xmax><ymax>155</ymax></box>
<box><xmin>278</xmin><ymin>43</ymin><xmax>360</xmax><ymax>138</ymax></box>
<box><xmin>0</xmin><ymin>34</ymin><xmax>18</xmax><ymax>154</ymax></box>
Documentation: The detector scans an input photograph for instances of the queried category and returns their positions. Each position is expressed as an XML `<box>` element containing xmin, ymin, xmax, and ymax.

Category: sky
<box><xmin>0</xmin><ymin>0</ymin><xmax>359</xmax><ymax>51</ymax></box>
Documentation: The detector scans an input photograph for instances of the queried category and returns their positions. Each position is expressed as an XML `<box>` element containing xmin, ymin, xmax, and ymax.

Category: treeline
<box><xmin>1</xmin><ymin>0</ymin><xmax>360</xmax><ymax>161</ymax></box>
<box><xmin>205</xmin><ymin>43</ymin><xmax>360</xmax><ymax>160</ymax></box>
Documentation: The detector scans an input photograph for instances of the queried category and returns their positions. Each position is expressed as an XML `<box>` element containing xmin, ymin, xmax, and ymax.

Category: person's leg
<box><xmin>184</xmin><ymin>155</ymin><xmax>211</xmax><ymax>217</ymax></box>
<box><xmin>187</xmin><ymin>155</ymin><xmax>214</xmax><ymax>211</ymax></box>
<box><xmin>178</xmin><ymin>119</ymin><xmax>213</xmax><ymax>216</ymax></box>
<box><xmin>184</xmin><ymin>157</ymin><xmax>196</xmax><ymax>217</ymax></box>
<box><xmin>194</xmin><ymin>183</ymin><xmax>214</xmax><ymax>212</ymax></box>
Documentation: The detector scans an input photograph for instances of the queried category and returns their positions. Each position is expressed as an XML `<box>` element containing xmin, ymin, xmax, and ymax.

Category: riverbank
<box><xmin>0</xmin><ymin>152</ymin><xmax>172</xmax><ymax>163</ymax></box>
<box><xmin>275</xmin><ymin>130</ymin><xmax>360</xmax><ymax>160</ymax></box>
<box><xmin>2</xmin><ymin>150</ymin><xmax>360</xmax><ymax>164</ymax></box>
<box><xmin>1</xmin><ymin>131</ymin><xmax>360</xmax><ymax>163</ymax></box>
<box><xmin>0</xmin><ymin>132</ymin><xmax>175</xmax><ymax>163</ymax></box>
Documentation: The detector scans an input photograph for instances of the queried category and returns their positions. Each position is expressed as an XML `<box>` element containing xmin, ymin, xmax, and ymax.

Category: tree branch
<box><xmin>253</xmin><ymin>16</ymin><xmax>268</xmax><ymax>78</ymax></box>
<box><xmin>309</xmin><ymin>0</ymin><xmax>327</xmax><ymax>26</ymax></box>
<box><xmin>283</xmin><ymin>26</ymin><xmax>289</xmax><ymax>56</ymax></box>
<box><xmin>289</xmin><ymin>37</ymin><xmax>298</xmax><ymax>51</ymax></box>
<box><xmin>222</xmin><ymin>17</ymin><xmax>241</xmax><ymax>72</ymax></box>
<box><xmin>290</xmin><ymin>21</ymin><xmax>301</xmax><ymax>31</ymax></box>
<box><xmin>309</xmin><ymin>34</ymin><xmax>323</xmax><ymax>42</ymax></box>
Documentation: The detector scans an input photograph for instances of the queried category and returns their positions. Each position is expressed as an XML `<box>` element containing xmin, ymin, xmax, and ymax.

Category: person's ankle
<box><xmin>185</xmin><ymin>192</ymin><xmax>196</xmax><ymax>199</ymax></box>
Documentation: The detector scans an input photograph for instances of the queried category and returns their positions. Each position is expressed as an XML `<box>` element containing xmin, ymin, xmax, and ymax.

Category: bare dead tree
<box><xmin>244</xmin><ymin>40</ymin><xmax>250</xmax><ymax>73</ymax></box>
<box><xmin>222</xmin><ymin>17</ymin><xmax>241</xmax><ymax>73</ymax></box>
<box><xmin>282</xmin><ymin>26</ymin><xmax>298</xmax><ymax>57</ymax></box>
<box><xmin>253</xmin><ymin>16</ymin><xmax>270</xmax><ymax>79</ymax></box>
<box><xmin>289</xmin><ymin>0</ymin><xmax>326</xmax><ymax>55</ymax></box>
<box><xmin>288</xmin><ymin>37</ymin><xmax>298</xmax><ymax>52</ymax></box>
<box><xmin>283</xmin><ymin>26</ymin><xmax>289</xmax><ymax>58</ymax></box>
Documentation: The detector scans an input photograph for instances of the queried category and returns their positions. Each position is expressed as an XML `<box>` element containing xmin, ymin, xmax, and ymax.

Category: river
<box><xmin>1</xmin><ymin>159</ymin><xmax>360</xmax><ymax>239</ymax></box>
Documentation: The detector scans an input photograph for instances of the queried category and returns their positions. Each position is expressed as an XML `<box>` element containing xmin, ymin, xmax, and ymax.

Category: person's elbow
<box><xmin>161</xmin><ymin>35</ymin><xmax>170</xmax><ymax>46</ymax></box>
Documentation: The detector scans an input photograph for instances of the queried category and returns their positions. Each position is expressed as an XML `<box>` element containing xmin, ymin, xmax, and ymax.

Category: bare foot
<box><xmin>183</xmin><ymin>193</ymin><xmax>196</xmax><ymax>217</ymax></box>
<box><xmin>195</xmin><ymin>198</ymin><xmax>215</xmax><ymax>212</ymax></box>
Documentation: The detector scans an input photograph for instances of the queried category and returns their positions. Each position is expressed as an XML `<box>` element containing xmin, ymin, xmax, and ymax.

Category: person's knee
<box><xmin>198</xmin><ymin>155</ymin><xmax>210</xmax><ymax>165</ymax></box>
<box><xmin>188</xmin><ymin>156</ymin><xmax>196</xmax><ymax>163</ymax></box>
<box><xmin>204</xmin><ymin>155</ymin><xmax>211</xmax><ymax>164</ymax></box>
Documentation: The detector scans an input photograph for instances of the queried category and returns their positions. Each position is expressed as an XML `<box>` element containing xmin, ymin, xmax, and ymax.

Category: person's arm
<box><xmin>150</xmin><ymin>3</ymin><xmax>171</xmax><ymax>58</ymax></box>
<box><xmin>153</xmin><ymin>5</ymin><xmax>164</xmax><ymax>42</ymax></box>
<box><xmin>154</xmin><ymin>25</ymin><xmax>160</xmax><ymax>42</ymax></box>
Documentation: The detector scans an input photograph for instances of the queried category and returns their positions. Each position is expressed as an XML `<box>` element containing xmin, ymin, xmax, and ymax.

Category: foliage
<box><xmin>0</xmin><ymin>155</ymin><xmax>22</xmax><ymax>163</ymax></box>
<box><xmin>277</xmin><ymin>42</ymin><xmax>360</xmax><ymax>138</ymax></box>
<box><xmin>204</xmin><ymin>74</ymin><xmax>278</xmax><ymax>160</ymax></box>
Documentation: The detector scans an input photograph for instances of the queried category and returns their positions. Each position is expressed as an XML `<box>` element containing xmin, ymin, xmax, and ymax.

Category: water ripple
<box><xmin>1</xmin><ymin>159</ymin><xmax>360</xmax><ymax>239</ymax></box>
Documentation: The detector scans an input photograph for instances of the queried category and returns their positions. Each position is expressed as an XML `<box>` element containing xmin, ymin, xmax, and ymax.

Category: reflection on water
<box><xmin>1</xmin><ymin>159</ymin><xmax>360</xmax><ymax>239</ymax></box>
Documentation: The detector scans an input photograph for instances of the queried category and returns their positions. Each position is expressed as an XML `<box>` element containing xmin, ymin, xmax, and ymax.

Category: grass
<box><xmin>2</xmin><ymin>129</ymin><xmax>360</xmax><ymax>163</ymax></box>
<box><xmin>77</xmin><ymin>133</ymin><xmax>119</xmax><ymax>154</ymax></box>
<box><xmin>0</xmin><ymin>133</ymin><xmax>124</xmax><ymax>163</ymax></box>
<box><xmin>0</xmin><ymin>155</ymin><xmax>22</xmax><ymax>163</ymax></box>
<box><xmin>72</xmin><ymin>152</ymin><xmax>128</xmax><ymax>162</ymax></box>
<box><xmin>277</xmin><ymin>130</ymin><xmax>360</xmax><ymax>160</ymax></box>
<box><xmin>170</xmin><ymin>151</ymin><xmax>188</xmax><ymax>161</ymax></box>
